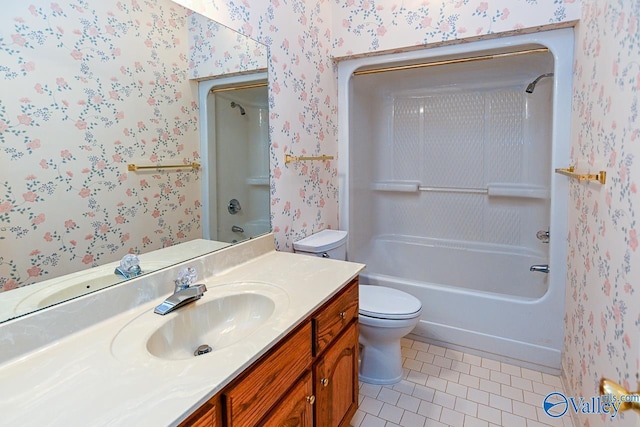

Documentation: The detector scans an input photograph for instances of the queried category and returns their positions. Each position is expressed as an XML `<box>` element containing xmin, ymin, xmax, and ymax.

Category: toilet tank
<box><xmin>292</xmin><ymin>230</ymin><xmax>348</xmax><ymax>260</ymax></box>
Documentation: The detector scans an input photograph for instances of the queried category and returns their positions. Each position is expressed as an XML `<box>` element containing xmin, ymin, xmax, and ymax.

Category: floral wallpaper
<box><xmin>0</xmin><ymin>0</ymin><xmax>201</xmax><ymax>291</ymax></box>
<box><xmin>188</xmin><ymin>12</ymin><xmax>267</xmax><ymax>79</ymax></box>
<box><xmin>563</xmin><ymin>1</ymin><xmax>640</xmax><ymax>426</ymax></box>
<box><xmin>332</xmin><ymin>0</ymin><xmax>580</xmax><ymax>57</ymax></box>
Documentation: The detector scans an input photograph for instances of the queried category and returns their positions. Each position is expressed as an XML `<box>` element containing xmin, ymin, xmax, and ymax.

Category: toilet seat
<box><xmin>359</xmin><ymin>285</ymin><xmax>422</xmax><ymax>320</ymax></box>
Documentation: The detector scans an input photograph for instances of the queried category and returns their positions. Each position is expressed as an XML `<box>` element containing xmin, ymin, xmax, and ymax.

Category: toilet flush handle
<box><xmin>322</xmin><ymin>252</ymin><xmax>330</xmax><ymax>258</ymax></box>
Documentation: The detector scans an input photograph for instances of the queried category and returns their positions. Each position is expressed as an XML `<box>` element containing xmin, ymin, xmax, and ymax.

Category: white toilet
<box><xmin>293</xmin><ymin>229</ymin><xmax>423</xmax><ymax>385</ymax></box>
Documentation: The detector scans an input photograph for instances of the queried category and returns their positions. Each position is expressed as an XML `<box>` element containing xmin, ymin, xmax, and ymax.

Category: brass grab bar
<box><xmin>555</xmin><ymin>166</ymin><xmax>606</xmax><ymax>184</ymax></box>
<box><xmin>128</xmin><ymin>162</ymin><xmax>200</xmax><ymax>172</ymax></box>
<box><xmin>285</xmin><ymin>154</ymin><xmax>334</xmax><ymax>164</ymax></box>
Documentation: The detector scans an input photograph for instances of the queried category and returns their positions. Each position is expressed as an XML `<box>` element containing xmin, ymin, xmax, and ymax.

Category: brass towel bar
<box><xmin>600</xmin><ymin>378</ymin><xmax>640</xmax><ymax>414</ymax></box>
<box><xmin>285</xmin><ymin>154</ymin><xmax>334</xmax><ymax>164</ymax></box>
<box><xmin>128</xmin><ymin>162</ymin><xmax>200</xmax><ymax>172</ymax></box>
<box><xmin>555</xmin><ymin>166</ymin><xmax>606</xmax><ymax>184</ymax></box>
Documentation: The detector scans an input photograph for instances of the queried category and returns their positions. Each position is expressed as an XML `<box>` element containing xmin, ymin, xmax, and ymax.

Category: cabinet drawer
<box><xmin>224</xmin><ymin>322</ymin><xmax>312</xmax><ymax>427</ymax></box>
<box><xmin>314</xmin><ymin>278</ymin><xmax>358</xmax><ymax>355</ymax></box>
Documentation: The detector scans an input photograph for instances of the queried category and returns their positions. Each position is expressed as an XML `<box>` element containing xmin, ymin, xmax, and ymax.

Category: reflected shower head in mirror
<box><xmin>230</xmin><ymin>101</ymin><xmax>246</xmax><ymax>115</ymax></box>
<box><xmin>525</xmin><ymin>73</ymin><xmax>554</xmax><ymax>93</ymax></box>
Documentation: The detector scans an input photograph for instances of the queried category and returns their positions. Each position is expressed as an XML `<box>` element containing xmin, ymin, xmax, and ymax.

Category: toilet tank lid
<box><xmin>293</xmin><ymin>229</ymin><xmax>347</xmax><ymax>253</ymax></box>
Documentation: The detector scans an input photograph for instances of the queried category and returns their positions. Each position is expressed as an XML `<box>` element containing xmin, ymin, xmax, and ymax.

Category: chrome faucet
<box><xmin>154</xmin><ymin>267</ymin><xmax>207</xmax><ymax>315</ymax></box>
<box><xmin>530</xmin><ymin>264</ymin><xmax>550</xmax><ymax>274</ymax></box>
<box><xmin>114</xmin><ymin>254</ymin><xmax>142</xmax><ymax>279</ymax></box>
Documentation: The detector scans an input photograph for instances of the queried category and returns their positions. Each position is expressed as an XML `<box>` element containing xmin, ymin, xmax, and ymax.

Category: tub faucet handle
<box><xmin>536</xmin><ymin>229</ymin><xmax>550</xmax><ymax>243</ymax></box>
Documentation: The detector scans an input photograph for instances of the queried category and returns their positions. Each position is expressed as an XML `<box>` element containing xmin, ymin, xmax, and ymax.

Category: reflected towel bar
<box><xmin>555</xmin><ymin>166</ymin><xmax>606</xmax><ymax>184</ymax></box>
<box><xmin>285</xmin><ymin>154</ymin><xmax>334</xmax><ymax>164</ymax></box>
<box><xmin>128</xmin><ymin>162</ymin><xmax>201</xmax><ymax>172</ymax></box>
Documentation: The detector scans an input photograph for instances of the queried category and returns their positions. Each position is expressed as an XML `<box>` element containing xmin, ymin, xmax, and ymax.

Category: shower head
<box><xmin>230</xmin><ymin>101</ymin><xmax>246</xmax><ymax>115</ymax></box>
<box><xmin>525</xmin><ymin>73</ymin><xmax>554</xmax><ymax>93</ymax></box>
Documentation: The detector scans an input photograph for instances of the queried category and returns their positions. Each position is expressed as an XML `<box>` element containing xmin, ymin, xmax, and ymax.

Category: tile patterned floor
<box><xmin>350</xmin><ymin>338</ymin><xmax>574</xmax><ymax>427</ymax></box>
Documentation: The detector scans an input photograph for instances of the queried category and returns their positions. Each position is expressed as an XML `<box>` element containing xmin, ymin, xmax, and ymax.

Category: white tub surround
<box><xmin>0</xmin><ymin>234</ymin><xmax>364</xmax><ymax>426</ymax></box>
<box><xmin>339</xmin><ymin>29</ymin><xmax>573</xmax><ymax>373</ymax></box>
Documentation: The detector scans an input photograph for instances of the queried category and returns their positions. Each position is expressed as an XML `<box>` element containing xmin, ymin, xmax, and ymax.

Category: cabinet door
<box><xmin>259</xmin><ymin>371</ymin><xmax>314</xmax><ymax>427</ymax></box>
<box><xmin>224</xmin><ymin>322</ymin><xmax>312</xmax><ymax>426</ymax></box>
<box><xmin>178</xmin><ymin>394</ymin><xmax>221</xmax><ymax>427</ymax></box>
<box><xmin>314</xmin><ymin>322</ymin><xmax>359</xmax><ymax>427</ymax></box>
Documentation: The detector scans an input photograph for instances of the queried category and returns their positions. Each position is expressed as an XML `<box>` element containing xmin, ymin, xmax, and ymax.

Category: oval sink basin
<box><xmin>110</xmin><ymin>282</ymin><xmax>289</xmax><ymax>363</ymax></box>
<box><xmin>147</xmin><ymin>293</ymin><xmax>275</xmax><ymax>360</ymax></box>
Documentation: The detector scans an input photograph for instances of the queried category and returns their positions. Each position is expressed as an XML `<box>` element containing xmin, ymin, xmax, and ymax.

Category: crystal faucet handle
<box><xmin>120</xmin><ymin>254</ymin><xmax>141</xmax><ymax>272</ymax></box>
<box><xmin>176</xmin><ymin>266</ymin><xmax>198</xmax><ymax>288</ymax></box>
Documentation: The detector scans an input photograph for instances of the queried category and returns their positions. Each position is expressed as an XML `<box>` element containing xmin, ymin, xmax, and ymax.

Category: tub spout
<box><xmin>530</xmin><ymin>264</ymin><xmax>549</xmax><ymax>273</ymax></box>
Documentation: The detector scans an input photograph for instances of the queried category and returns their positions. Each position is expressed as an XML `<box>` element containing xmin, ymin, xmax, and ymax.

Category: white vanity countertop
<box><xmin>0</xmin><ymin>238</ymin><xmax>364</xmax><ymax>426</ymax></box>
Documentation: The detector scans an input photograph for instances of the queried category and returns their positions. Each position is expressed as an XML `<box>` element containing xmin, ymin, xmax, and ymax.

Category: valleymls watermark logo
<box><xmin>543</xmin><ymin>392</ymin><xmax>639</xmax><ymax>419</ymax></box>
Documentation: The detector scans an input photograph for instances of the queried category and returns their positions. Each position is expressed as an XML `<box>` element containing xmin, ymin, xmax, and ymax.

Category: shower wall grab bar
<box><xmin>285</xmin><ymin>154</ymin><xmax>334</xmax><ymax>164</ymax></box>
<box><xmin>371</xmin><ymin>181</ymin><xmax>420</xmax><ymax>192</ymax></box>
<box><xmin>555</xmin><ymin>166</ymin><xmax>606</xmax><ymax>184</ymax></box>
<box><xmin>371</xmin><ymin>181</ymin><xmax>549</xmax><ymax>198</ymax></box>
<box><xmin>419</xmin><ymin>186</ymin><xmax>487</xmax><ymax>194</ymax></box>
<box><xmin>128</xmin><ymin>162</ymin><xmax>200</xmax><ymax>172</ymax></box>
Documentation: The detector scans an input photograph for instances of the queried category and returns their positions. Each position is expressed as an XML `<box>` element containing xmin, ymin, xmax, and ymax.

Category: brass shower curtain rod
<box><xmin>352</xmin><ymin>47</ymin><xmax>550</xmax><ymax>76</ymax></box>
<box><xmin>209</xmin><ymin>82</ymin><xmax>268</xmax><ymax>93</ymax></box>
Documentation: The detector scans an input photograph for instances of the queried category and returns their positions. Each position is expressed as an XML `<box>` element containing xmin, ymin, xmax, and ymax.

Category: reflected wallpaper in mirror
<box><xmin>0</xmin><ymin>0</ymin><xmax>269</xmax><ymax>323</ymax></box>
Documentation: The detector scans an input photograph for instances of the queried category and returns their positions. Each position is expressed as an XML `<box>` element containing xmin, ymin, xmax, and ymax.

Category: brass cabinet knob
<box><xmin>339</xmin><ymin>311</ymin><xmax>346</xmax><ymax>320</ymax></box>
<box><xmin>320</xmin><ymin>378</ymin><xmax>330</xmax><ymax>387</ymax></box>
<box><xmin>600</xmin><ymin>378</ymin><xmax>640</xmax><ymax>414</ymax></box>
<box><xmin>306</xmin><ymin>395</ymin><xmax>315</xmax><ymax>405</ymax></box>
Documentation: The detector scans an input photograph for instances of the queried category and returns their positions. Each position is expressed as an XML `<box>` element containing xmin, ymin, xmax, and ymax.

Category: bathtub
<box><xmin>357</xmin><ymin>235</ymin><xmax>563</xmax><ymax>372</ymax></box>
<box><xmin>362</xmin><ymin>235</ymin><xmax>548</xmax><ymax>299</ymax></box>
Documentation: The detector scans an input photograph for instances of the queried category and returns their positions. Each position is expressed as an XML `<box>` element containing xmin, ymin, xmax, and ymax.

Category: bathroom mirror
<box><xmin>0</xmin><ymin>2</ymin><xmax>269</xmax><ymax>323</ymax></box>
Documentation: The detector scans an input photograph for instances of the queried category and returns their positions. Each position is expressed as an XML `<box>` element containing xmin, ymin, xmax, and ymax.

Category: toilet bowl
<box><xmin>358</xmin><ymin>284</ymin><xmax>422</xmax><ymax>384</ymax></box>
<box><xmin>293</xmin><ymin>229</ymin><xmax>423</xmax><ymax>385</ymax></box>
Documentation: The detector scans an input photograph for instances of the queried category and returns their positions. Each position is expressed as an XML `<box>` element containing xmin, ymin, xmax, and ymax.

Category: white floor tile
<box><xmin>378</xmin><ymin>403</ymin><xmax>404</xmax><ymax>424</ymax></box>
<box><xmin>351</xmin><ymin>339</ymin><xmax>570</xmax><ymax>427</ymax></box>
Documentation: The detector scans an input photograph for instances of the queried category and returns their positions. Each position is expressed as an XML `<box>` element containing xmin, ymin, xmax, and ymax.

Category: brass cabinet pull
<box><xmin>306</xmin><ymin>395</ymin><xmax>315</xmax><ymax>405</ymax></box>
<box><xmin>320</xmin><ymin>378</ymin><xmax>329</xmax><ymax>387</ymax></box>
<box><xmin>339</xmin><ymin>312</ymin><xmax>346</xmax><ymax>320</ymax></box>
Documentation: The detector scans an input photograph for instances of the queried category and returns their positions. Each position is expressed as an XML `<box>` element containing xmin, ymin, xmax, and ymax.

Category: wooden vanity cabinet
<box><xmin>179</xmin><ymin>278</ymin><xmax>359</xmax><ymax>427</ymax></box>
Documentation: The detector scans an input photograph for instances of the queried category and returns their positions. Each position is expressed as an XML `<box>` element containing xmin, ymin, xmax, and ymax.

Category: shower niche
<box><xmin>339</xmin><ymin>30</ymin><xmax>573</xmax><ymax>372</ymax></box>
